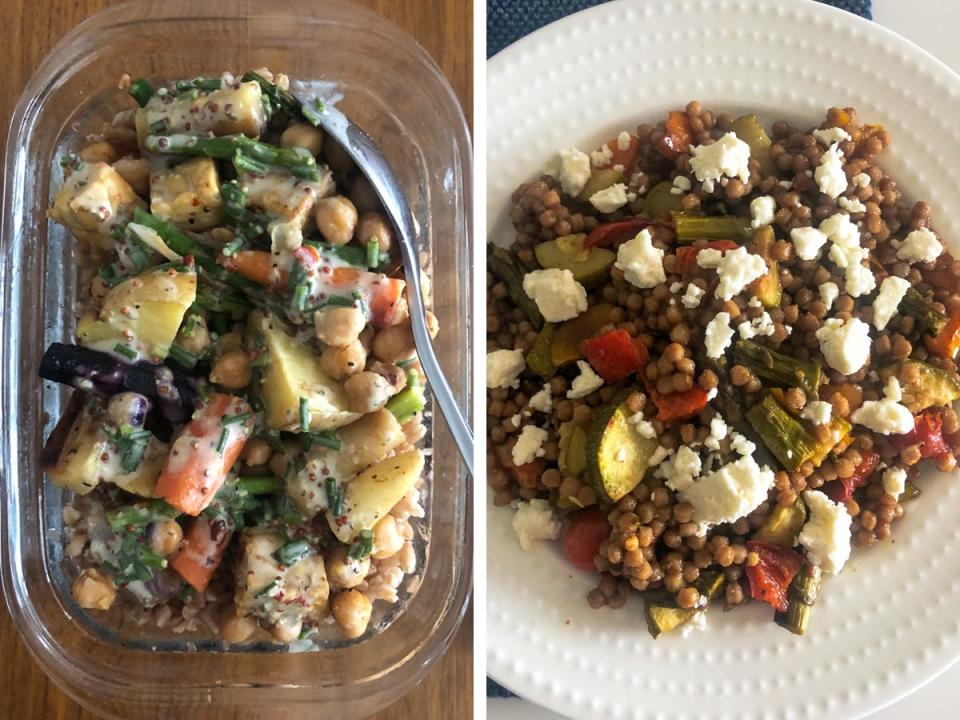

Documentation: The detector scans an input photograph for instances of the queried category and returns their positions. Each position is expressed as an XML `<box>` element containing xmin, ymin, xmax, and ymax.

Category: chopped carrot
<box><xmin>154</xmin><ymin>393</ymin><xmax>253</xmax><ymax>516</ymax></box>
<box><xmin>222</xmin><ymin>250</ymin><xmax>275</xmax><ymax>286</ymax></box>
<box><xmin>926</xmin><ymin>312</ymin><xmax>960</xmax><ymax>359</ymax></box>
<box><xmin>169</xmin><ymin>515</ymin><xmax>233</xmax><ymax>592</ymax></box>
<box><xmin>656</xmin><ymin>111</ymin><xmax>693</xmax><ymax>160</ymax></box>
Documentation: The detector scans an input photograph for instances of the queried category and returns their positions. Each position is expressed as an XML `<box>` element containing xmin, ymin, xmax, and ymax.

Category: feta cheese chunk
<box><xmin>705</xmin><ymin>312</ymin><xmax>735</xmax><ymax>359</ymax></box>
<box><xmin>615</xmin><ymin>229</ymin><xmax>666</xmax><ymax>289</ymax></box>
<box><xmin>632</xmin><ymin>419</ymin><xmax>657</xmax><ymax>439</ymax></box>
<box><xmin>798</xmin><ymin>490</ymin><xmax>851</xmax><ymax>574</ymax></box>
<box><xmin>750</xmin><ymin>195</ymin><xmax>776</xmax><ymax>229</ymax></box>
<box><xmin>660</xmin><ymin>446</ymin><xmax>703</xmax><ymax>493</ymax></box>
<box><xmin>689</xmin><ymin>132</ymin><xmax>751</xmax><ymax>192</ymax></box>
<box><xmin>838</xmin><ymin>196</ymin><xmax>866</xmax><ymax>214</ymax></box>
<box><xmin>528</xmin><ymin>385</ymin><xmax>553</xmax><ymax>413</ymax></box>
<box><xmin>849</xmin><ymin>378</ymin><xmax>914</xmax><ymax>434</ymax></box>
<box><xmin>851</xmin><ymin>172</ymin><xmax>871</xmax><ymax>188</ymax></box>
<box><xmin>670</xmin><ymin>175</ymin><xmax>692</xmax><ymax>195</ymax></box>
<box><xmin>813</xmin><ymin>127</ymin><xmax>852</xmax><ymax>145</ymax></box>
<box><xmin>801</xmin><ymin>401</ymin><xmax>833</xmax><ymax>426</ymax></box>
<box><xmin>696</xmin><ymin>248</ymin><xmax>723</xmax><ymax>269</ymax></box>
<box><xmin>814</xmin><ymin>142</ymin><xmax>848</xmax><ymax>198</ymax></box>
<box><xmin>522</xmin><ymin>268</ymin><xmax>587</xmax><ymax>322</ymax></box>
<box><xmin>590</xmin><ymin>143</ymin><xmax>613</xmax><ymax>168</ymax></box>
<box><xmin>737</xmin><ymin>311</ymin><xmax>775</xmax><ymax>339</ymax></box>
<box><xmin>487</xmin><ymin>349</ymin><xmax>525</xmax><ymax>389</ymax></box>
<box><xmin>815</xmin><ymin>317</ymin><xmax>871</xmax><ymax>375</ymax></box>
<box><xmin>512</xmin><ymin>499</ymin><xmax>561</xmax><ymax>550</ymax></box>
<box><xmin>894</xmin><ymin>227</ymin><xmax>943</xmax><ymax>265</ymax></box>
<box><xmin>589</xmin><ymin>182</ymin><xmax>629</xmax><ymax>213</ymax></box>
<box><xmin>730</xmin><ymin>432</ymin><xmax>756</xmax><ymax>457</ymax></box>
<box><xmin>790</xmin><ymin>226</ymin><xmax>828</xmax><ymax>261</ymax></box>
<box><xmin>617</xmin><ymin>131</ymin><xmax>632</xmax><ymax>151</ymax></box>
<box><xmin>714</xmin><ymin>247</ymin><xmax>768</xmax><ymax>301</ymax></box>
<box><xmin>681</xmin><ymin>282</ymin><xmax>706</xmax><ymax>309</ymax></box>
<box><xmin>872</xmin><ymin>275</ymin><xmax>910</xmax><ymax>331</ymax></box>
<box><xmin>678</xmin><ymin>456</ymin><xmax>775</xmax><ymax>532</ymax></box>
<box><xmin>567</xmin><ymin>361</ymin><xmax>604</xmax><ymax>399</ymax></box>
<box><xmin>819</xmin><ymin>282</ymin><xmax>839</xmax><ymax>311</ymax></box>
<box><xmin>549</xmin><ymin>148</ymin><xmax>592</xmax><ymax>197</ymax></box>
<box><xmin>512</xmin><ymin>425</ymin><xmax>548</xmax><ymax>466</ymax></box>
<box><xmin>882</xmin><ymin>466</ymin><xmax>907</xmax><ymax>500</ymax></box>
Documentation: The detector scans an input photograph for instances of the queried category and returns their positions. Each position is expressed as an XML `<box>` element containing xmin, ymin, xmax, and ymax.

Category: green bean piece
<box><xmin>746</xmin><ymin>395</ymin><xmax>820</xmax><ymax>471</ymax></box>
<box><xmin>144</xmin><ymin>133</ymin><xmax>319</xmax><ymax>181</ymax></box>
<box><xmin>732</xmin><ymin>339</ymin><xmax>822</xmax><ymax>398</ymax></box>
<box><xmin>672</xmin><ymin>212</ymin><xmax>753</xmax><ymax>243</ymax></box>
<box><xmin>774</xmin><ymin>564</ymin><xmax>823</xmax><ymax>635</ymax></box>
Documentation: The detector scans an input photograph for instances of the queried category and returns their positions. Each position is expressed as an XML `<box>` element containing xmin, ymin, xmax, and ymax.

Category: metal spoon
<box><xmin>304</xmin><ymin>100</ymin><xmax>474</xmax><ymax>475</ymax></box>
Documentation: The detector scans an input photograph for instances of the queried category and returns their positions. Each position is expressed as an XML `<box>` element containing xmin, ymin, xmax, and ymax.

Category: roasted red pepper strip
<box><xmin>823</xmin><ymin>450</ymin><xmax>880</xmax><ymax>503</ymax></box>
<box><xmin>584</xmin><ymin>218</ymin><xmax>654</xmax><ymax>248</ymax></box>
<box><xmin>494</xmin><ymin>443</ymin><xmax>545</xmax><ymax>489</ymax></box>
<box><xmin>922</xmin><ymin>252</ymin><xmax>958</xmax><ymax>294</ymax></box>
<box><xmin>675</xmin><ymin>240</ymin><xmax>740</xmax><ymax>273</ymax></box>
<box><xmin>605</xmin><ymin>133</ymin><xmax>640</xmax><ymax>171</ymax></box>
<box><xmin>657</xmin><ymin>111</ymin><xmax>694</xmax><ymax>160</ymax></box>
<box><xmin>745</xmin><ymin>541</ymin><xmax>804</xmax><ymax>612</ymax></box>
<box><xmin>647</xmin><ymin>384</ymin><xmax>709</xmax><ymax>423</ymax></box>
<box><xmin>926</xmin><ymin>312</ymin><xmax>960</xmax><ymax>359</ymax></box>
<box><xmin>891</xmin><ymin>410</ymin><xmax>951</xmax><ymax>458</ymax></box>
<box><xmin>582</xmin><ymin>330</ymin><xmax>648</xmax><ymax>382</ymax></box>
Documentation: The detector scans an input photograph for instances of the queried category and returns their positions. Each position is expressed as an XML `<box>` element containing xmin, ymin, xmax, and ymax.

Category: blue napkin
<box><xmin>488</xmin><ymin>0</ymin><xmax>871</xmax><ymax>57</ymax></box>
<box><xmin>486</xmin><ymin>0</ymin><xmax>871</xmax><ymax>701</ymax></box>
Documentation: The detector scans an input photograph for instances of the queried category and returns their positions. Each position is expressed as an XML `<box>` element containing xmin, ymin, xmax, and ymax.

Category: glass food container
<box><xmin>0</xmin><ymin>1</ymin><xmax>472</xmax><ymax>717</ymax></box>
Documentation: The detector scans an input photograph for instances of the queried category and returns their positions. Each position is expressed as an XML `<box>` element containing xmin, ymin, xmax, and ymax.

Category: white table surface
<box><xmin>488</xmin><ymin>1</ymin><xmax>960</xmax><ymax>717</ymax></box>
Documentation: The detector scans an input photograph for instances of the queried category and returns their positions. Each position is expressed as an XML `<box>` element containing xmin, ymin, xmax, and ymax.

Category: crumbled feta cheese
<box><xmin>838</xmin><ymin>196</ymin><xmax>866</xmax><ymax>213</ymax></box>
<box><xmin>801</xmin><ymin>401</ymin><xmax>833</xmax><ymax>426</ymax></box>
<box><xmin>750</xmin><ymin>195</ymin><xmax>776</xmax><ymax>229</ymax></box>
<box><xmin>523</xmin><ymin>268</ymin><xmax>588</xmax><ymax>322</ymax></box>
<box><xmin>689</xmin><ymin>132</ymin><xmax>752</xmax><ymax>192</ymax></box>
<box><xmin>851</xmin><ymin>172</ymin><xmax>871</xmax><ymax>188</ymax></box>
<box><xmin>678</xmin><ymin>456</ymin><xmax>775</xmax><ymax>532</ymax></box>
<box><xmin>843</xmin><ymin>251</ymin><xmax>877</xmax><ymax>298</ymax></box>
<box><xmin>634</xmin><ymin>419</ymin><xmax>657</xmax><ymax>439</ymax></box>
<box><xmin>696</xmin><ymin>248</ymin><xmax>724</xmax><ymax>269</ymax></box>
<box><xmin>615</xmin><ymin>447</ymin><xmax>628</xmax><ymax>463</ymax></box>
<box><xmin>894</xmin><ymin>227</ymin><xmax>943</xmax><ymax>265</ymax></box>
<box><xmin>617</xmin><ymin>131</ymin><xmax>632</xmax><ymax>151</ymax></box>
<box><xmin>615</xmin><ymin>229</ymin><xmax>666</xmax><ymax>289</ymax></box>
<box><xmin>820</xmin><ymin>212</ymin><xmax>860</xmax><ymax>250</ymax></box>
<box><xmin>681</xmin><ymin>283</ymin><xmax>705</xmax><ymax>309</ymax></box>
<box><xmin>813</xmin><ymin>127</ymin><xmax>852</xmax><ymax>145</ymax></box>
<box><xmin>789</xmin><ymin>226</ymin><xmax>829</xmax><ymax>261</ymax></box>
<box><xmin>510</xmin><ymin>413</ymin><xmax>522</xmax><ymax>427</ymax></box>
<box><xmin>814</xmin><ymin>142</ymin><xmax>848</xmax><ymax>198</ymax></box>
<box><xmin>737</xmin><ymin>311</ymin><xmax>775</xmax><ymax>339</ymax></box>
<box><xmin>669</xmin><ymin>281</ymin><xmax>683</xmax><ymax>293</ymax></box>
<box><xmin>512</xmin><ymin>425</ymin><xmax>548</xmax><ymax>465</ymax></box>
<box><xmin>670</xmin><ymin>175</ymin><xmax>692</xmax><ymax>195</ymax></box>
<box><xmin>815</xmin><ymin>317</ymin><xmax>871</xmax><ymax>375</ymax></box>
<box><xmin>648</xmin><ymin>445</ymin><xmax>671</xmax><ymax>467</ymax></box>
<box><xmin>710</xmin><ymin>416</ymin><xmax>728</xmax><ymax>441</ymax></box>
<box><xmin>747</xmin><ymin>296</ymin><xmax>762</xmax><ymax>309</ymax></box>
<box><xmin>730</xmin><ymin>432</ymin><xmax>756</xmax><ymax>456</ymax></box>
<box><xmin>714</xmin><ymin>247</ymin><xmax>768</xmax><ymax>300</ymax></box>
<box><xmin>679</xmin><ymin>610</ymin><xmax>707</xmax><ymax>637</ymax></box>
<box><xmin>512</xmin><ymin>499</ymin><xmax>561</xmax><ymax>550</ymax></box>
<box><xmin>872</xmin><ymin>275</ymin><xmax>910</xmax><ymax>331</ymax></box>
<box><xmin>849</xmin><ymin>378</ymin><xmax>914</xmax><ymax>434</ymax></box>
<box><xmin>590</xmin><ymin>143</ymin><xmax>613</xmax><ymax>168</ymax></box>
<box><xmin>705</xmin><ymin>312</ymin><xmax>735</xmax><ymax>359</ymax></box>
<box><xmin>885</xmin><ymin>375</ymin><xmax>903</xmax><ymax>402</ymax></box>
<box><xmin>819</xmin><ymin>282</ymin><xmax>839</xmax><ymax>311</ymax></box>
<box><xmin>566</xmin><ymin>360</ymin><xmax>604</xmax><ymax>399</ymax></box>
<box><xmin>589</xmin><ymin>182</ymin><xmax>629</xmax><ymax>213</ymax></box>
<box><xmin>660</xmin><ymin>446</ymin><xmax>703</xmax><ymax>493</ymax></box>
<box><xmin>548</xmin><ymin>148</ymin><xmax>592</xmax><ymax>197</ymax></box>
<box><xmin>706</xmin><ymin>387</ymin><xmax>718</xmax><ymax>401</ymax></box>
<box><xmin>528</xmin><ymin>385</ymin><xmax>552</xmax><ymax>413</ymax></box>
<box><xmin>487</xmin><ymin>349</ymin><xmax>525</xmax><ymax>389</ymax></box>
<box><xmin>798</xmin><ymin>490</ymin><xmax>851</xmax><ymax>574</ymax></box>
<box><xmin>779</xmin><ymin>179</ymin><xmax>793</xmax><ymax>189</ymax></box>
<box><xmin>882</xmin><ymin>466</ymin><xmax>907</xmax><ymax>500</ymax></box>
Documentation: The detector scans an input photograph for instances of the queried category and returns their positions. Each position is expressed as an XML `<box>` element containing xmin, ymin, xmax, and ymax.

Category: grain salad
<box><xmin>487</xmin><ymin>103</ymin><xmax>960</xmax><ymax>637</ymax></box>
<box><xmin>41</xmin><ymin>68</ymin><xmax>434</xmax><ymax>645</ymax></box>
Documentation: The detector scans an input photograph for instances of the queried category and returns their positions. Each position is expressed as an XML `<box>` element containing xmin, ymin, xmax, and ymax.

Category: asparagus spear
<box><xmin>774</xmin><ymin>564</ymin><xmax>823</xmax><ymax>635</ymax></box>
<box><xmin>746</xmin><ymin>395</ymin><xmax>820</xmax><ymax>471</ymax></box>
<box><xmin>144</xmin><ymin>133</ymin><xmax>319</xmax><ymax>180</ymax></box>
<box><xmin>240</xmin><ymin>71</ymin><xmax>300</xmax><ymax>116</ymax></box>
<box><xmin>900</xmin><ymin>287</ymin><xmax>948</xmax><ymax>336</ymax></box>
<box><xmin>733</xmin><ymin>339</ymin><xmax>822</xmax><ymax>398</ymax></box>
<box><xmin>489</xmin><ymin>247</ymin><xmax>543</xmax><ymax>329</ymax></box>
<box><xmin>672</xmin><ymin>212</ymin><xmax>753</xmax><ymax>243</ymax></box>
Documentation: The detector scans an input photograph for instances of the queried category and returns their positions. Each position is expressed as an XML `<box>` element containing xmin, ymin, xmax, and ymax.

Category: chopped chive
<box><xmin>348</xmin><ymin>529</ymin><xmax>374</xmax><ymax>560</ymax></box>
<box><xmin>325</xmin><ymin>477</ymin><xmax>344</xmax><ymax>517</ymax></box>
<box><xmin>216</xmin><ymin>427</ymin><xmax>229</xmax><ymax>454</ymax></box>
<box><xmin>182</xmin><ymin>313</ymin><xmax>199</xmax><ymax>338</ymax></box>
<box><xmin>222</xmin><ymin>412</ymin><xmax>252</xmax><ymax>426</ymax></box>
<box><xmin>323</xmin><ymin>294</ymin><xmax>356</xmax><ymax>308</ymax></box>
<box><xmin>299</xmin><ymin>397</ymin><xmax>310</xmax><ymax>432</ymax></box>
<box><xmin>237</xmin><ymin>476</ymin><xmax>281</xmax><ymax>495</ymax></box>
<box><xmin>255</xmin><ymin>579</ymin><xmax>280</xmax><ymax>598</ymax></box>
<box><xmin>167</xmin><ymin>344</ymin><xmax>198</xmax><ymax>369</ymax></box>
<box><xmin>98</xmin><ymin>264</ymin><xmax>120</xmax><ymax>287</ymax></box>
<box><xmin>366</xmin><ymin>238</ymin><xmax>380</xmax><ymax>268</ymax></box>
<box><xmin>113</xmin><ymin>343</ymin><xmax>137</xmax><ymax>361</ymax></box>
<box><xmin>250</xmin><ymin>350</ymin><xmax>270</xmax><ymax>368</ymax></box>
<box><xmin>128</xmin><ymin>78</ymin><xmax>154</xmax><ymax>107</ymax></box>
<box><xmin>308</xmin><ymin>430</ymin><xmax>341</xmax><ymax>452</ymax></box>
<box><xmin>221</xmin><ymin>237</ymin><xmax>245</xmax><ymax>256</ymax></box>
<box><xmin>273</xmin><ymin>538</ymin><xmax>311</xmax><ymax>567</ymax></box>
<box><xmin>300</xmin><ymin>97</ymin><xmax>327</xmax><ymax>126</ymax></box>
<box><xmin>149</xmin><ymin>119</ymin><xmax>167</xmax><ymax>134</ymax></box>
<box><xmin>127</xmin><ymin>242</ymin><xmax>149</xmax><ymax>271</ymax></box>
<box><xmin>292</xmin><ymin>283</ymin><xmax>309</xmax><ymax>312</ymax></box>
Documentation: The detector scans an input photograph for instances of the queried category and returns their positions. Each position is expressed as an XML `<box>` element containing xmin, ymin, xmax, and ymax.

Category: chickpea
<box><xmin>271</xmin><ymin>617</ymin><xmax>303</xmax><ymax>644</ymax></box>
<box><xmin>319</xmin><ymin>340</ymin><xmax>367</xmax><ymax>381</ymax></box>
<box><xmin>315</xmin><ymin>306</ymin><xmax>366</xmax><ymax>347</ymax></box>
<box><xmin>331</xmin><ymin>589</ymin><xmax>373</xmax><ymax>639</ymax></box>
<box><xmin>112</xmin><ymin>157</ymin><xmax>150</xmax><ymax>196</ymax></box>
<box><xmin>372</xmin><ymin>515</ymin><xmax>405</xmax><ymax>559</ymax></box>
<box><xmin>72</xmin><ymin>568</ymin><xmax>117</xmax><ymax>610</ymax></box>
<box><xmin>344</xmin><ymin>371</ymin><xmax>395</xmax><ymax>413</ymax></box>
<box><xmin>325</xmin><ymin>546</ymin><xmax>371</xmax><ymax>589</ymax></box>
<box><xmin>175</xmin><ymin>313</ymin><xmax>211</xmax><ymax>356</ymax></box>
<box><xmin>314</xmin><ymin>196</ymin><xmax>358</xmax><ymax>246</ymax></box>
<box><xmin>221</xmin><ymin>611</ymin><xmax>257</xmax><ymax>644</ymax></box>
<box><xmin>280</xmin><ymin>122</ymin><xmax>324</xmax><ymax>156</ymax></box>
<box><xmin>209</xmin><ymin>349</ymin><xmax>251</xmax><ymax>389</ymax></box>
<box><xmin>79</xmin><ymin>141</ymin><xmax>118</xmax><ymax>164</ymax></box>
<box><xmin>372</xmin><ymin>323</ymin><xmax>416</xmax><ymax>363</ymax></box>
<box><xmin>323</xmin><ymin>139</ymin><xmax>356</xmax><ymax>175</ymax></box>
<box><xmin>107</xmin><ymin>391</ymin><xmax>149</xmax><ymax>428</ymax></box>
<box><xmin>243</xmin><ymin>438</ymin><xmax>273</xmax><ymax>467</ymax></box>
<box><xmin>355</xmin><ymin>211</ymin><xmax>394</xmax><ymax>253</ymax></box>
<box><xmin>367</xmin><ymin>361</ymin><xmax>407</xmax><ymax>394</ymax></box>
<box><xmin>425</xmin><ymin>310</ymin><xmax>439</xmax><ymax>339</ymax></box>
<box><xmin>147</xmin><ymin>518</ymin><xmax>183</xmax><ymax>557</ymax></box>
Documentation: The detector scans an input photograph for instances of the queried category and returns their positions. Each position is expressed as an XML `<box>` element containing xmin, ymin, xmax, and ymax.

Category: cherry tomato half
<box><xmin>562</xmin><ymin>508</ymin><xmax>611</xmax><ymax>573</ymax></box>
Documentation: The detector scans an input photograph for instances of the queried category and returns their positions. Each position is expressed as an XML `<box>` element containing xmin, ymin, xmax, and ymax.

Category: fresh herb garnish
<box><xmin>366</xmin><ymin>238</ymin><xmax>380</xmax><ymax>269</ymax></box>
<box><xmin>273</xmin><ymin>538</ymin><xmax>311</xmax><ymax>567</ymax></box>
<box><xmin>325</xmin><ymin>477</ymin><xmax>344</xmax><ymax>517</ymax></box>
<box><xmin>113</xmin><ymin>343</ymin><xmax>137</xmax><ymax>361</ymax></box>
<box><xmin>348</xmin><ymin>529</ymin><xmax>374</xmax><ymax>560</ymax></box>
<box><xmin>216</xmin><ymin>427</ymin><xmax>229</xmax><ymax>454</ymax></box>
<box><xmin>104</xmin><ymin>425</ymin><xmax>153</xmax><ymax>472</ymax></box>
<box><xmin>298</xmin><ymin>396</ymin><xmax>310</xmax><ymax>432</ymax></box>
<box><xmin>167</xmin><ymin>344</ymin><xmax>198</xmax><ymax>369</ymax></box>
<box><xmin>128</xmin><ymin>77</ymin><xmax>154</xmax><ymax>107</ymax></box>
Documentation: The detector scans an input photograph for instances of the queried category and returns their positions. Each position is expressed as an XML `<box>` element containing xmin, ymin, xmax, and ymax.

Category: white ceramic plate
<box><xmin>486</xmin><ymin>1</ymin><xmax>960</xmax><ymax>718</ymax></box>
